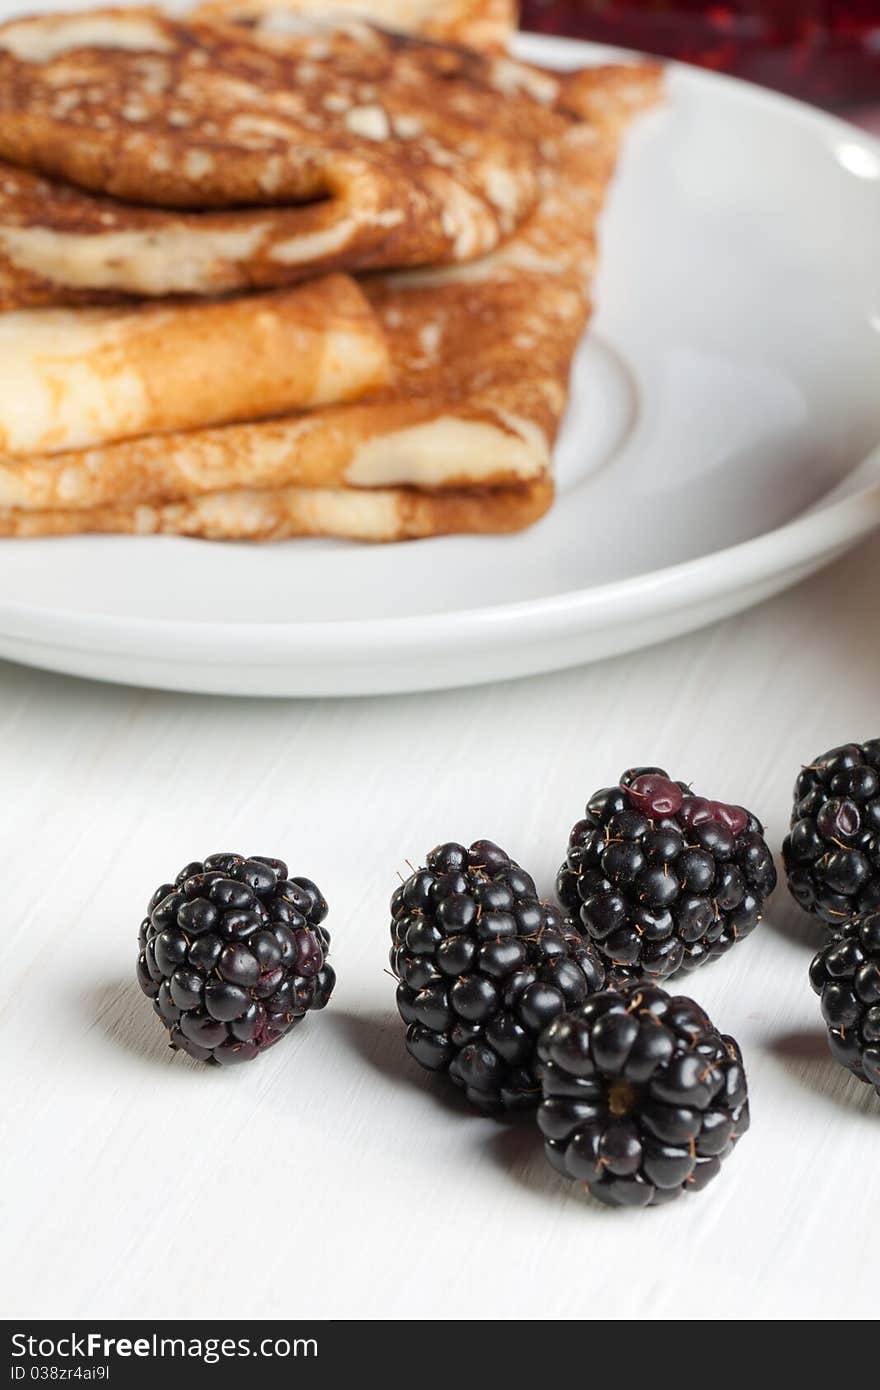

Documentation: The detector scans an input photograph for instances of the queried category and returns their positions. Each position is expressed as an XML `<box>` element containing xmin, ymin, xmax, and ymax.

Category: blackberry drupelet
<box><xmin>809</xmin><ymin>910</ymin><xmax>880</xmax><ymax>1096</ymax></box>
<box><xmin>783</xmin><ymin>741</ymin><xmax>880</xmax><ymax>929</ymax></box>
<box><xmin>538</xmin><ymin>983</ymin><xmax>749</xmax><ymax>1206</ymax></box>
<box><xmin>557</xmin><ymin>768</ymin><xmax>777</xmax><ymax>984</ymax></box>
<box><xmin>390</xmin><ymin>839</ymin><xmax>606</xmax><ymax>1111</ymax></box>
<box><xmin>137</xmin><ymin>852</ymin><xmax>335</xmax><ymax>1064</ymax></box>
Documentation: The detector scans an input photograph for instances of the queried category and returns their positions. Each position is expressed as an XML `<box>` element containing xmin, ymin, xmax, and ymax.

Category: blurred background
<box><xmin>522</xmin><ymin>1</ymin><xmax>880</xmax><ymax>126</ymax></box>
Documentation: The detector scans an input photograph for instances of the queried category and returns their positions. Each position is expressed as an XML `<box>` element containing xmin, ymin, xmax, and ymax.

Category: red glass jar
<box><xmin>520</xmin><ymin>2</ymin><xmax>880</xmax><ymax>107</ymax></box>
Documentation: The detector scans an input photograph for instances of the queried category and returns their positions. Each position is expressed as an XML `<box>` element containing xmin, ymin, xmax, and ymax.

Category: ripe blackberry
<box><xmin>137</xmin><ymin>853</ymin><xmax>335</xmax><ymax>1064</ymax></box>
<box><xmin>783</xmin><ymin>741</ymin><xmax>880</xmax><ymax>929</ymax></box>
<box><xmin>390</xmin><ymin>839</ymin><xmax>606</xmax><ymax>1111</ymax></box>
<box><xmin>538</xmin><ymin>983</ymin><xmax>749</xmax><ymax>1206</ymax></box>
<box><xmin>557</xmin><ymin>767</ymin><xmax>777</xmax><ymax>984</ymax></box>
<box><xmin>809</xmin><ymin>910</ymin><xmax>880</xmax><ymax>1096</ymax></box>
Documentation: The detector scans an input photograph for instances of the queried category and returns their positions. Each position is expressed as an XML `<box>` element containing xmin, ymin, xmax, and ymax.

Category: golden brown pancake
<box><xmin>0</xmin><ymin>62</ymin><xmax>662</xmax><ymax>539</ymax></box>
<box><xmin>0</xmin><ymin>258</ymin><xmax>594</xmax><ymax>505</ymax></box>
<box><xmin>0</xmin><ymin>5</ymin><xmax>572</xmax><ymax>277</ymax></box>
<box><xmin>0</xmin><ymin>276</ymin><xmax>390</xmax><ymax>459</ymax></box>
<box><xmin>0</xmin><ymin>477</ymin><xmax>554</xmax><ymax>542</ymax></box>
<box><xmin>1</xmin><ymin>158</ymin><xmax>490</xmax><ymax>308</ymax></box>
<box><xmin>0</xmin><ymin>54</ymin><xmax>650</xmax><ymax>310</ymax></box>
<box><xmin>194</xmin><ymin>0</ymin><xmax>517</xmax><ymax>50</ymax></box>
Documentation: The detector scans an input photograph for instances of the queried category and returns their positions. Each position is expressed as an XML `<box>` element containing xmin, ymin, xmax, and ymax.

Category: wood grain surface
<box><xmin>1</xmin><ymin>536</ymin><xmax>878</xmax><ymax>1320</ymax></box>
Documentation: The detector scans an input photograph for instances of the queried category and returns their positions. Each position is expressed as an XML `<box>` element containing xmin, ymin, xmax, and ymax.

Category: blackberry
<box><xmin>783</xmin><ymin>741</ymin><xmax>880</xmax><ymax>929</ymax></box>
<box><xmin>809</xmin><ymin>910</ymin><xmax>880</xmax><ymax>1096</ymax></box>
<box><xmin>557</xmin><ymin>767</ymin><xmax>777</xmax><ymax>984</ymax></box>
<box><xmin>390</xmin><ymin>839</ymin><xmax>606</xmax><ymax>1111</ymax></box>
<box><xmin>137</xmin><ymin>853</ymin><xmax>335</xmax><ymax>1064</ymax></box>
<box><xmin>538</xmin><ymin>983</ymin><xmax>749</xmax><ymax>1206</ymax></box>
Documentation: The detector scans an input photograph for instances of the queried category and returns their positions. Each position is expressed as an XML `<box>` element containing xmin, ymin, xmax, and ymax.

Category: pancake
<box><xmin>0</xmin><ymin>53</ymin><xmax>644</xmax><ymax>307</ymax></box>
<box><xmin>0</xmin><ymin>272</ymin><xmax>577</xmax><ymax>505</ymax></box>
<box><xmin>0</xmin><ymin>476</ymin><xmax>554</xmax><ymax>541</ymax></box>
<box><xmin>0</xmin><ymin>275</ymin><xmax>390</xmax><ymax>459</ymax></box>
<box><xmin>0</xmin><ymin>6</ymin><xmax>573</xmax><ymax>287</ymax></box>
<box><xmin>0</xmin><ymin>62</ymin><xmax>661</xmax><ymax>529</ymax></box>
<box><xmin>193</xmin><ymin>0</ymin><xmax>517</xmax><ymax>50</ymax></box>
<box><xmin>0</xmin><ymin>158</ymin><xmax>472</xmax><ymax>308</ymax></box>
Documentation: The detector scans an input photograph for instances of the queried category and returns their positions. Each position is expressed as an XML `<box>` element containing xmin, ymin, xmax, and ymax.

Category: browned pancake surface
<box><xmin>0</xmin><ymin>8</ymin><xmax>590</xmax><ymax>303</ymax></box>
<box><xmin>0</xmin><ymin>10</ymin><xmax>563</xmax><ymax>210</ymax></box>
<box><xmin>0</xmin><ymin>275</ymin><xmax>391</xmax><ymax>460</ymax></box>
<box><xmin>194</xmin><ymin>0</ymin><xmax>517</xmax><ymax>50</ymax></box>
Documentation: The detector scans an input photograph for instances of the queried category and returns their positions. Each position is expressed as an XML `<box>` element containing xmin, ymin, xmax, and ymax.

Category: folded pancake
<box><xmin>0</xmin><ymin>62</ymin><xmax>661</xmax><ymax>532</ymax></box>
<box><xmin>0</xmin><ymin>8</ymin><xmax>580</xmax><ymax>311</ymax></box>
<box><xmin>0</xmin><ymin>477</ymin><xmax>553</xmax><ymax>541</ymax></box>
<box><xmin>0</xmin><ymin>276</ymin><xmax>390</xmax><ymax>458</ymax></box>
<box><xmin>193</xmin><ymin>0</ymin><xmax>517</xmax><ymax>50</ymax></box>
<box><xmin>0</xmin><ymin>159</ymin><xmax>451</xmax><ymax>309</ymax></box>
<box><xmin>0</xmin><ymin>275</ymin><xmax>575</xmax><ymax>506</ymax></box>
<box><xmin>0</xmin><ymin>52</ymin><xmax>639</xmax><ymax>309</ymax></box>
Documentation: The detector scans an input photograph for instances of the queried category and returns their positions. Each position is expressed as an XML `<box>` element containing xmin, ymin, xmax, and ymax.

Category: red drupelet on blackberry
<box><xmin>809</xmin><ymin>909</ymin><xmax>880</xmax><ymax>1097</ymax></box>
<box><xmin>390</xmin><ymin>839</ymin><xmax>606</xmax><ymax>1111</ymax></box>
<box><xmin>137</xmin><ymin>853</ymin><xmax>334</xmax><ymax>1064</ymax></box>
<box><xmin>783</xmin><ymin>741</ymin><xmax>880</xmax><ymax>930</ymax></box>
<box><xmin>557</xmin><ymin>767</ymin><xmax>776</xmax><ymax>985</ymax></box>
<box><xmin>537</xmin><ymin>983</ymin><xmax>750</xmax><ymax>1207</ymax></box>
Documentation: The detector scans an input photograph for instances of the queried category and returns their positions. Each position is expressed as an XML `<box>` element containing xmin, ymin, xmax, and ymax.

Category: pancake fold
<box><xmin>0</xmin><ymin>8</ymin><xmax>584</xmax><ymax>306</ymax></box>
<box><xmin>0</xmin><ymin>275</ymin><xmax>390</xmax><ymax>458</ymax></box>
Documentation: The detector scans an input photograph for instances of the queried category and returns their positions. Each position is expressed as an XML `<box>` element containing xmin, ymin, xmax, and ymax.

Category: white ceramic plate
<box><xmin>1</xmin><ymin>33</ymin><xmax>878</xmax><ymax>697</ymax></box>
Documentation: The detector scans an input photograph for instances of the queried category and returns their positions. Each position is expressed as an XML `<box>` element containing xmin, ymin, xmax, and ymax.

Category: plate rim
<box><xmin>1</xmin><ymin>35</ymin><xmax>878</xmax><ymax>661</ymax></box>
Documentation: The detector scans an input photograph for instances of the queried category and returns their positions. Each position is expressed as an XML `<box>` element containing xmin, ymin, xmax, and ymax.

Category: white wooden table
<box><xmin>2</xmin><ymin>536</ymin><xmax>878</xmax><ymax>1321</ymax></box>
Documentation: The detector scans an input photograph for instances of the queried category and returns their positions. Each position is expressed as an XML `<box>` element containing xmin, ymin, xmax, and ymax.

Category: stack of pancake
<box><xmin>0</xmin><ymin>1</ymin><xmax>660</xmax><ymax>542</ymax></box>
